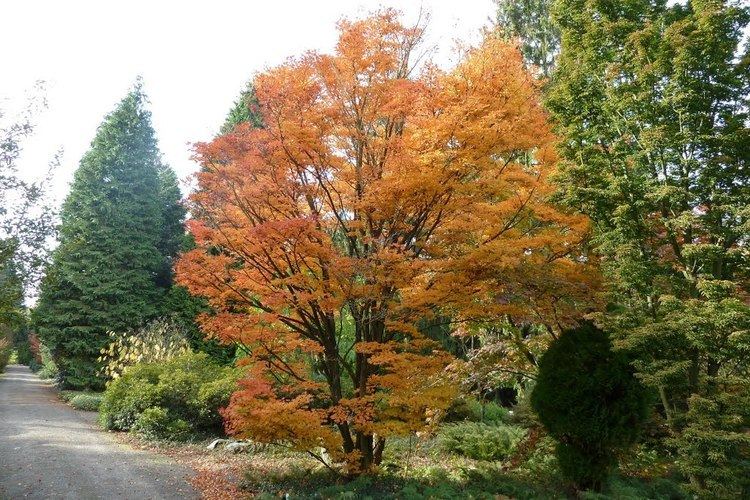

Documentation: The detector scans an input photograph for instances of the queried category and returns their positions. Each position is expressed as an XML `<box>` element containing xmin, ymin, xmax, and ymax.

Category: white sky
<box><xmin>1</xmin><ymin>0</ymin><xmax>495</xmax><ymax>205</ymax></box>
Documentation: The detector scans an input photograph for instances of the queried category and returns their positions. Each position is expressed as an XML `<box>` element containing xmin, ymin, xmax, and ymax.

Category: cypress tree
<box><xmin>34</xmin><ymin>82</ymin><xmax>184</xmax><ymax>389</ymax></box>
<box><xmin>219</xmin><ymin>81</ymin><xmax>263</xmax><ymax>134</ymax></box>
<box><xmin>531</xmin><ymin>323</ymin><xmax>650</xmax><ymax>491</ymax></box>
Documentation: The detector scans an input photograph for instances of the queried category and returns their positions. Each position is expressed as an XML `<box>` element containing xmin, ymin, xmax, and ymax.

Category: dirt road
<box><xmin>0</xmin><ymin>364</ymin><xmax>198</xmax><ymax>499</ymax></box>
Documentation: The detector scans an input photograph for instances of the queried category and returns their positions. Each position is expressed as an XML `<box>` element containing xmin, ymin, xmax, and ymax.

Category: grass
<box><xmin>59</xmin><ymin>390</ymin><xmax>104</xmax><ymax>411</ymax></box>
<box><xmin>235</xmin><ymin>434</ymin><xmax>686</xmax><ymax>499</ymax></box>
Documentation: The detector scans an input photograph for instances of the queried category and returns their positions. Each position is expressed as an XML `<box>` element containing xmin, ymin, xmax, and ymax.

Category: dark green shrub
<box><xmin>132</xmin><ymin>407</ymin><xmax>191</xmax><ymax>441</ymax></box>
<box><xmin>69</xmin><ymin>393</ymin><xmax>103</xmax><ymax>411</ymax></box>
<box><xmin>99</xmin><ymin>351</ymin><xmax>239</xmax><ymax>439</ymax></box>
<box><xmin>438</xmin><ymin>422</ymin><xmax>526</xmax><ymax>461</ymax></box>
<box><xmin>530</xmin><ymin>323</ymin><xmax>650</xmax><ymax>492</ymax></box>
<box><xmin>444</xmin><ymin>396</ymin><xmax>510</xmax><ymax>424</ymax></box>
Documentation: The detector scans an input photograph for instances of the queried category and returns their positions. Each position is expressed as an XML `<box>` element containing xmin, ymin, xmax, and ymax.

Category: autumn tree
<box><xmin>178</xmin><ymin>12</ymin><xmax>596</xmax><ymax>475</ymax></box>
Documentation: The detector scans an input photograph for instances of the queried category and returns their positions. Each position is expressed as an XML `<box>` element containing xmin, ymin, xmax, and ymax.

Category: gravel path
<box><xmin>0</xmin><ymin>364</ymin><xmax>198</xmax><ymax>499</ymax></box>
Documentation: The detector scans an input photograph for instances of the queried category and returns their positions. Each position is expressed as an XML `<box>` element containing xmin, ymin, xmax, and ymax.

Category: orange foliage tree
<box><xmin>177</xmin><ymin>11</ymin><xmax>597</xmax><ymax>474</ymax></box>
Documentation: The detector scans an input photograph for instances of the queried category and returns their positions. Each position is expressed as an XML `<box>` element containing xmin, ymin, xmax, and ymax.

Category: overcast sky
<box><xmin>1</xmin><ymin>0</ymin><xmax>495</xmax><ymax>204</ymax></box>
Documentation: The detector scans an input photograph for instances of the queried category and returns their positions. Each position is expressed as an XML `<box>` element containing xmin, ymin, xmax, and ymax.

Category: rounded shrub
<box><xmin>99</xmin><ymin>363</ymin><xmax>162</xmax><ymax>430</ymax></box>
<box><xmin>444</xmin><ymin>396</ymin><xmax>510</xmax><ymax>424</ymax></box>
<box><xmin>99</xmin><ymin>351</ymin><xmax>239</xmax><ymax>439</ymax></box>
<box><xmin>530</xmin><ymin>322</ymin><xmax>650</xmax><ymax>491</ymax></box>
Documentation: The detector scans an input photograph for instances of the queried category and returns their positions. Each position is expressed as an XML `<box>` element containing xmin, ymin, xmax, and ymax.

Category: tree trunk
<box><xmin>658</xmin><ymin>385</ymin><xmax>675</xmax><ymax>430</ymax></box>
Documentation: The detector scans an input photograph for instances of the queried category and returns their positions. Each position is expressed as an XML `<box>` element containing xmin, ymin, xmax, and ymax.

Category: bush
<box><xmin>0</xmin><ymin>337</ymin><xmax>10</xmax><ymax>373</ymax></box>
<box><xmin>531</xmin><ymin>322</ymin><xmax>651</xmax><ymax>492</ymax></box>
<box><xmin>132</xmin><ymin>407</ymin><xmax>191</xmax><ymax>441</ymax></box>
<box><xmin>100</xmin><ymin>351</ymin><xmax>239</xmax><ymax>440</ymax></box>
<box><xmin>438</xmin><ymin>422</ymin><xmax>526</xmax><ymax>461</ymax></box>
<box><xmin>69</xmin><ymin>393</ymin><xmax>103</xmax><ymax>411</ymax></box>
<box><xmin>36</xmin><ymin>344</ymin><xmax>59</xmax><ymax>380</ymax></box>
<box><xmin>444</xmin><ymin>396</ymin><xmax>510</xmax><ymax>424</ymax></box>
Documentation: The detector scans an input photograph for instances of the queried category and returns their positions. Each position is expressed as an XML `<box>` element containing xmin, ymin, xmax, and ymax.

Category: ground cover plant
<box><xmin>65</xmin><ymin>392</ymin><xmax>103</xmax><ymax>412</ymax></box>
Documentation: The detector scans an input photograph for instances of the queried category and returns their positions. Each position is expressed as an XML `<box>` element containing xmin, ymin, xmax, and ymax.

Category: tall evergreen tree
<box><xmin>155</xmin><ymin>164</ymin><xmax>185</xmax><ymax>288</ymax></box>
<box><xmin>547</xmin><ymin>0</ymin><xmax>750</xmax><ymax>493</ymax></box>
<box><xmin>219</xmin><ymin>81</ymin><xmax>263</xmax><ymax>134</ymax></box>
<box><xmin>34</xmin><ymin>83</ymin><xmax>184</xmax><ymax>389</ymax></box>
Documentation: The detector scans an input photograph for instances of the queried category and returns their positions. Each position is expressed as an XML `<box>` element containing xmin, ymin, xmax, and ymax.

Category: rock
<box><xmin>225</xmin><ymin>441</ymin><xmax>252</xmax><ymax>453</ymax></box>
<box><xmin>206</xmin><ymin>438</ymin><xmax>229</xmax><ymax>450</ymax></box>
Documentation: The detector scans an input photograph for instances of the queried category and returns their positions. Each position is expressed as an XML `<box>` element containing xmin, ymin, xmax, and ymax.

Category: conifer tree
<box><xmin>155</xmin><ymin>164</ymin><xmax>185</xmax><ymax>288</ymax></box>
<box><xmin>531</xmin><ymin>323</ymin><xmax>650</xmax><ymax>492</ymax></box>
<box><xmin>34</xmin><ymin>83</ymin><xmax>184</xmax><ymax>389</ymax></box>
<box><xmin>495</xmin><ymin>0</ymin><xmax>559</xmax><ymax>77</ymax></box>
<box><xmin>219</xmin><ymin>82</ymin><xmax>263</xmax><ymax>134</ymax></box>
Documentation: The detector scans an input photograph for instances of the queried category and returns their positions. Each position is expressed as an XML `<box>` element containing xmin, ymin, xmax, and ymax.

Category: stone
<box><xmin>207</xmin><ymin>438</ymin><xmax>229</xmax><ymax>450</ymax></box>
<box><xmin>225</xmin><ymin>441</ymin><xmax>252</xmax><ymax>453</ymax></box>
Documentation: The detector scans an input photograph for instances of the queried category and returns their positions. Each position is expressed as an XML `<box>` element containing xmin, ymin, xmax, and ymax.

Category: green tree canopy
<box><xmin>547</xmin><ymin>0</ymin><xmax>750</xmax><ymax>494</ymax></box>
